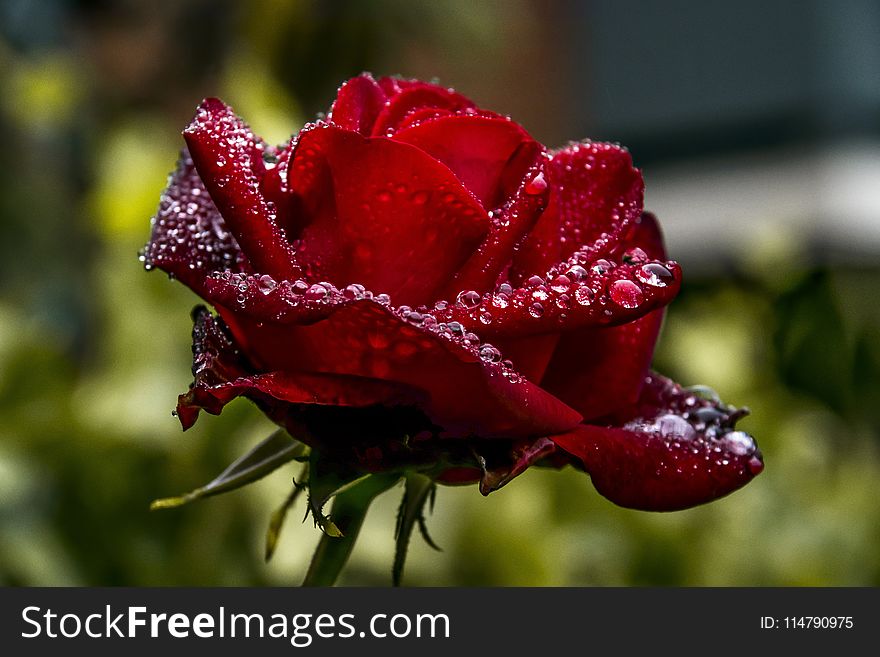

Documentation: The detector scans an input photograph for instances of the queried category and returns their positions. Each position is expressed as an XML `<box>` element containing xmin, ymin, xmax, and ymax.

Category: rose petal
<box><xmin>177</xmin><ymin>306</ymin><xmax>428</xmax><ymax>429</ymax></box>
<box><xmin>540</xmin><ymin>212</ymin><xmax>671</xmax><ymax>419</ymax></box>
<box><xmin>441</xmin><ymin>152</ymin><xmax>548</xmax><ymax>297</ymax></box>
<box><xmin>551</xmin><ymin>373</ymin><xmax>763</xmax><ymax>511</ymax></box>
<box><xmin>144</xmin><ymin>149</ymin><xmax>248</xmax><ymax>294</ymax></box>
<box><xmin>288</xmin><ymin>124</ymin><xmax>490</xmax><ymax>307</ymax></box>
<box><xmin>392</xmin><ymin>114</ymin><xmax>536</xmax><ymax>207</ymax></box>
<box><xmin>511</xmin><ymin>141</ymin><xmax>644</xmax><ymax>286</ymax></box>
<box><xmin>475</xmin><ymin>436</ymin><xmax>557</xmax><ymax>495</ymax></box>
<box><xmin>183</xmin><ymin>98</ymin><xmax>300</xmax><ymax>281</ymax></box>
<box><xmin>434</xmin><ymin>253</ymin><xmax>680</xmax><ymax>339</ymax></box>
<box><xmin>371</xmin><ymin>81</ymin><xmax>474</xmax><ymax>136</ymax></box>
<box><xmin>211</xmin><ymin>288</ymin><xmax>583</xmax><ymax>440</ymax></box>
<box><xmin>327</xmin><ymin>73</ymin><xmax>387</xmax><ymax>135</ymax></box>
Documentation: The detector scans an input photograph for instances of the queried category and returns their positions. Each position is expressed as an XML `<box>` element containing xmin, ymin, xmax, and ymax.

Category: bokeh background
<box><xmin>1</xmin><ymin>0</ymin><xmax>878</xmax><ymax>586</ymax></box>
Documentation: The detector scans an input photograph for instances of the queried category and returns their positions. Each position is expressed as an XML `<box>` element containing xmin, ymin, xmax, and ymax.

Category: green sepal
<box><xmin>150</xmin><ymin>429</ymin><xmax>309</xmax><ymax>510</ymax></box>
<box><xmin>393</xmin><ymin>471</ymin><xmax>440</xmax><ymax>586</ymax></box>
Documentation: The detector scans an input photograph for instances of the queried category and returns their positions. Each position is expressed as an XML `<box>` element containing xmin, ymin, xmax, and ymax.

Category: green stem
<box><xmin>301</xmin><ymin>474</ymin><xmax>400</xmax><ymax>587</ymax></box>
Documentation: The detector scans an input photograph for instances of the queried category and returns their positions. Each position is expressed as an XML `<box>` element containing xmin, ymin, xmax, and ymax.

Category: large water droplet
<box><xmin>305</xmin><ymin>283</ymin><xmax>329</xmax><ymax>301</ymax></box>
<box><xmin>566</xmin><ymin>264</ymin><xmax>588</xmax><ymax>281</ymax></box>
<box><xmin>655</xmin><ymin>414</ymin><xmax>696</xmax><ymax>441</ymax></box>
<box><xmin>636</xmin><ymin>263</ymin><xmax>674</xmax><ymax>287</ymax></box>
<box><xmin>457</xmin><ymin>290</ymin><xmax>482</xmax><ymax>309</ymax></box>
<box><xmin>550</xmin><ymin>274</ymin><xmax>571</xmax><ymax>293</ymax></box>
<box><xmin>574</xmin><ymin>286</ymin><xmax>594</xmax><ymax>306</ymax></box>
<box><xmin>524</xmin><ymin>171</ymin><xmax>547</xmax><ymax>195</ymax></box>
<box><xmin>258</xmin><ymin>274</ymin><xmax>277</xmax><ymax>295</ymax></box>
<box><xmin>528</xmin><ymin>302</ymin><xmax>544</xmax><ymax>318</ymax></box>
<box><xmin>608</xmin><ymin>279</ymin><xmax>644</xmax><ymax>308</ymax></box>
<box><xmin>479</xmin><ymin>344</ymin><xmax>502</xmax><ymax>363</ymax></box>
<box><xmin>721</xmin><ymin>431</ymin><xmax>756</xmax><ymax>456</ymax></box>
<box><xmin>527</xmin><ymin>275</ymin><xmax>545</xmax><ymax>287</ymax></box>
<box><xmin>343</xmin><ymin>283</ymin><xmax>366</xmax><ymax>300</ymax></box>
<box><xmin>622</xmin><ymin>247</ymin><xmax>648</xmax><ymax>264</ymax></box>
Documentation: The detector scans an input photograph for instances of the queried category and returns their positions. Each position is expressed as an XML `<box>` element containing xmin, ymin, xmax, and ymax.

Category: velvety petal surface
<box><xmin>552</xmin><ymin>373</ymin><xmax>763</xmax><ymax>511</ymax></box>
<box><xmin>288</xmin><ymin>124</ymin><xmax>490</xmax><ymax>307</ymax></box>
<box><xmin>392</xmin><ymin>114</ymin><xmax>536</xmax><ymax>208</ymax></box>
<box><xmin>327</xmin><ymin>73</ymin><xmax>387</xmax><ymax>135</ymax></box>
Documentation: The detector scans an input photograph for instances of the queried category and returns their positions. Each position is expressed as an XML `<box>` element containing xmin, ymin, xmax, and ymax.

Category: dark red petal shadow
<box><xmin>184</xmin><ymin>98</ymin><xmax>300</xmax><ymax>281</ymax></box>
<box><xmin>144</xmin><ymin>148</ymin><xmax>248</xmax><ymax>294</ymax></box>
<box><xmin>288</xmin><ymin>124</ymin><xmax>490</xmax><ymax>307</ymax></box>
<box><xmin>551</xmin><ymin>373</ymin><xmax>763</xmax><ymax>511</ymax></box>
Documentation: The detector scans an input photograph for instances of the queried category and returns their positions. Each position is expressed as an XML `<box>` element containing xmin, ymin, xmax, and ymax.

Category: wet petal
<box><xmin>371</xmin><ymin>80</ymin><xmax>474</xmax><ymax>136</ymax></box>
<box><xmin>288</xmin><ymin>124</ymin><xmax>490</xmax><ymax>307</ymax></box>
<box><xmin>512</xmin><ymin>141</ymin><xmax>644</xmax><ymax>286</ymax></box>
<box><xmin>442</xmin><ymin>152</ymin><xmax>548</xmax><ymax>297</ymax></box>
<box><xmin>392</xmin><ymin>114</ymin><xmax>536</xmax><ymax>207</ymax></box>
<box><xmin>210</xmin><ymin>285</ymin><xmax>583</xmax><ymax>440</ymax></box>
<box><xmin>177</xmin><ymin>306</ymin><xmax>427</xmax><ymax>430</ymax></box>
<box><xmin>551</xmin><ymin>373</ymin><xmax>763</xmax><ymax>511</ymax></box>
<box><xmin>433</xmin><ymin>251</ymin><xmax>680</xmax><ymax>340</ymax></box>
<box><xmin>184</xmin><ymin>98</ymin><xmax>300</xmax><ymax>281</ymax></box>
<box><xmin>144</xmin><ymin>148</ymin><xmax>248</xmax><ymax>294</ymax></box>
<box><xmin>327</xmin><ymin>73</ymin><xmax>387</xmax><ymax>135</ymax></box>
<box><xmin>540</xmin><ymin>212</ymin><xmax>670</xmax><ymax>419</ymax></box>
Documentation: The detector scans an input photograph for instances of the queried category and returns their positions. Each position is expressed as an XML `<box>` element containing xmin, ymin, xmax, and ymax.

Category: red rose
<box><xmin>145</xmin><ymin>74</ymin><xmax>762</xmax><ymax>512</ymax></box>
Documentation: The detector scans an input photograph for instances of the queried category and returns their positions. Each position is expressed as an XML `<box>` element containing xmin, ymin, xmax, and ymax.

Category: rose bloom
<box><xmin>145</xmin><ymin>74</ymin><xmax>762</xmax><ymax>512</ymax></box>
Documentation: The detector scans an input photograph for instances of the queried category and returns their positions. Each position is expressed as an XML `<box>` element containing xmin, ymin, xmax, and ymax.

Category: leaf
<box><xmin>264</xmin><ymin>464</ymin><xmax>308</xmax><ymax>562</ymax></box>
<box><xmin>151</xmin><ymin>429</ymin><xmax>309</xmax><ymax>510</ymax></box>
<box><xmin>393</xmin><ymin>472</ymin><xmax>439</xmax><ymax>586</ymax></box>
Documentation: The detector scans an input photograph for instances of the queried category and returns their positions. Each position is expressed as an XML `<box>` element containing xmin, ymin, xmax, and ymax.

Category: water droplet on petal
<box><xmin>525</xmin><ymin>171</ymin><xmax>548</xmax><ymax>195</ymax></box>
<box><xmin>375</xmin><ymin>190</ymin><xmax>393</xmax><ymax>202</ymax></box>
<box><xmin>550</xmin><ymin>274</ymin><xmax>571</xmax><ymax>293</ymax></box>
<box><xmin>457</xmin><ymin>290</ymin><xmax>482</xmax><ymax>308</ymax></box>
<box><xmin>527</xmin><ymin>275</ymin><xmax>545</xmax><ymax>287</ymax></box>
<box><xmin>608</xmin><ymin>279</ymin><xmax>644</xmax><ymax>308</ymax></box>
<box><xmin>497</xmin><ymin>282</ymin><xmax>513</xmax><ymax>296</ymax></box>
<box><xmin>479</xmin><ymin>344</ymin><xmax>502</xmax><ymax>363</ymax></box>
<box><xmin>410</xmin><ymin>190</ymin><xmax>429</xmax><ymax>205</ymax></box>
<box><xmin>636</xmin><ymin>263</ymin><xmax>674</xmax><ymax>287</ymax></box>
<box><xmin>258</xmin><ymin>274</ymin><xmax>277</xmax><ymax>295</ymax></box>
<box><xmin>622</xmin><ymin>247</ymin><xmax>648</xmax><ymax>264</ymax></box>
<box><xmin>305</xmin><ymin>283</ymin><xmax>329</xmax><ymax>301</ymax></box>
<box><xmin>591</xmin><ymin>259</ymin><xmax>613</xmax><ymax>275</ymax></box>
<box><xmin>375</xmin><ymin>293</ymin><xmax>391</xmax><ymax>305</ymax></box>
<box><xmin>574</xmin><ymin>286</ymin><xmax>594</xmax><ymax>305</ymax></box>
<box><xmin>528</xmin><ymin>302</ymin><xmax>544</xmax><ymax>318</ymax></box>
<box><xmin>343</xmin><ymin>283</ymin><xmax>366</xmax><ymax>300</ymax></box>
<box><xmin>721</xmin><ymin>431</ymin><xmax>756</xmax><ymax>456</ymax></box>
<box><xmin>566</xmin><ymin>264</ymin><xmax>588</xmax><ymax>281</ymax></box>
<box><xmin>446</xmin><ymin>321</ymin><xmax>464</xmax><ymax>335</ymax></box>
<box><xmin>655</xmin><ymin>414</ymin><xmax>696</xmax><ymax>441</ymax></box>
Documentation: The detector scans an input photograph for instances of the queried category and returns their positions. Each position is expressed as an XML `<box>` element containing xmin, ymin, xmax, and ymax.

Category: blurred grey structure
<box><xmin>568</xmin><ymin>0</ymin><xmax>880</xmax><ymax>267</ymax></box>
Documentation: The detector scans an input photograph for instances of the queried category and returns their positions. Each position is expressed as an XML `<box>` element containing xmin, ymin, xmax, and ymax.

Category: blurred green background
<box><xmin>1</xmin><ymin>0</ymin><xmax>878</xmax><ymax>586</ymax></box>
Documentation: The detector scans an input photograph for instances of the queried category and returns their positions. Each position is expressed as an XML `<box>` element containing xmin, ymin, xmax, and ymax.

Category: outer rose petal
<box><xmin>207</xmin><ymin>280</ymin><xmax>582</xmax><ymax>439</ymax></box>
<box><xmin>512</xmin><ymin>141</ymin><xmax>644</xmax><ymax>286</ymax></box>
<box><xmin>184</xmin><ymin>98</ymin><xmax>301</xmax><ymax>281</ymax></box>
<box><xmin>327</xmin><ymin>73</ymin><xmax>387</xmax><ymax>135</ymax></box>
<box><xmin>177</xmin><ymin>306</ymin><xmax>425</xmax><ymax>430</ymax></box>
<box><xmin>540</xmin><ymin>212</ymin><xmax>670</xmax><ymax>419</ymax></box>
<box><xmin>288</xmin><ymin>124</ymin><xmax>490</xmax><ymax>307</ymax></box>
<box><xmin>392</xmin><ymin>114</ymin><xmax>536</xmax><ymax>208</ymax></box>
<box><xmin>552</xmin><ymin>373</ymin><xmax>763</xmax><ymax>511</ymax></box>
<box><xmin>144</xmin><ymin>148</ymin><xmax>247</xmax><ymax>294</ymax></box>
